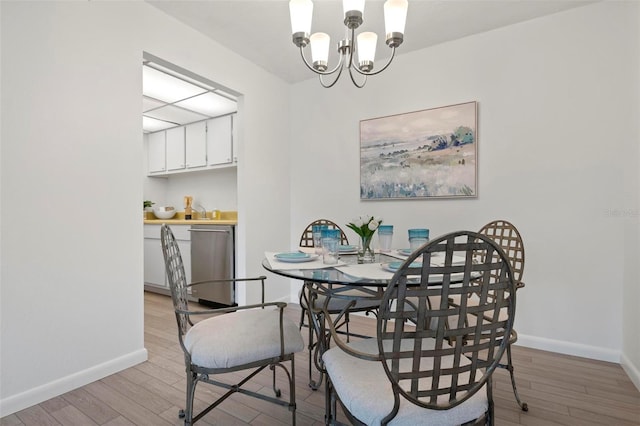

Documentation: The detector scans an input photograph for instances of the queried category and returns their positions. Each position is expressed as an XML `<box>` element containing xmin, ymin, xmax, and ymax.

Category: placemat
<box><xmin>265</xmin><ymin>251</ymin><xmax>347</xmax><ymax>270</ymax></box>
<box><xmin>334</xmin><ymin>263</ymin><xmax>394</xmax><ymax>280</ymax></box>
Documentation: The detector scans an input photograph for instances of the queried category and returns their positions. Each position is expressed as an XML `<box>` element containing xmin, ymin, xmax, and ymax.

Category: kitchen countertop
<box><xmin>144</xmin><ymin>210</ymin><xmax>237</xmax><ymax>226</ymax></box>
<box><xmin>144</xmin><ymin>219</ymin><xmax>237</xmax><ymax>225</ymax></box>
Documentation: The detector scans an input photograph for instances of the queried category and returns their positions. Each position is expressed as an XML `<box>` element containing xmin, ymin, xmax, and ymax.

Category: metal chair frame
<box><xmin>478</xmin><ymin>219</ymin><xmax>528</xmax><ymax>412</ymax></box>
<box><xmin>298</xmin><ymin>219</ymin><xmax>379</xmax><ymax>389</ymax></box>
<box><xmin>323</xmin><ymin>231</ymin><xmax>517</xmax><ymax>425</ymax></box>
<box><xmin>160</xmin><ymin>224</ymin><xmax>299</xmax><ymax>425</ymax></box>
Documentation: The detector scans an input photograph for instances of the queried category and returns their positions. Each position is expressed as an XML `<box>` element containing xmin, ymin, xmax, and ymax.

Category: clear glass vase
<box><xmin>357</xmin><ymin>234</ymin><xmax>376</xmax><ymax>264</ymax></box>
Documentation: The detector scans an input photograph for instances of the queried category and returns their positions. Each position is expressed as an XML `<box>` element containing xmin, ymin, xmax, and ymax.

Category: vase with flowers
<box><xmin>347</xmin><ymin>215</ymin><xmax>383</xmax><ymax>264</ymax></box>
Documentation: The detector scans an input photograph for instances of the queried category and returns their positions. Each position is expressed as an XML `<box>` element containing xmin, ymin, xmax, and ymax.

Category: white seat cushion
<box><xmin>323</xmin><ymin>338</ymin><xmax>488</xmax><ymax>426</ymax></box>
<box><xmin>184</xmin><ymin>308</ymin><xmax>304</xmax><ymax>369</ymax></box>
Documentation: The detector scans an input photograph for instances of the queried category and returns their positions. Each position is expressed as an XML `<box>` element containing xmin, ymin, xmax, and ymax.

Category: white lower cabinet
<box><xmin>144</xmin><ymin>224</ymin><xmax>191</xmax><ymax>291</ymax></box>
<box><xmin>144</xmin><ymin>236</ymin><xmax>166</xmax><ymax>287</ymax></box>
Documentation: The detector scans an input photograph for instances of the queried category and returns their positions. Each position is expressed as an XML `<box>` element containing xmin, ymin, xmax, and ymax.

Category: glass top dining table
<box><xmin>261</xmin><ymin>252</ymin><xmax>403</xmax><ymax>287</ymax></box>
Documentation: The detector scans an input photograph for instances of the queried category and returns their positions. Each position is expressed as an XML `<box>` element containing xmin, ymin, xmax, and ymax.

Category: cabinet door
<box><xmin>172</xmin><ymin>225</ymin><xmax>192</xmax><ymax>285</ymax></box>
<box><xmin>231</xmin><ymin>113</ymin><xmax>238</xmax><ymax>163</ymax></box>
<box><xmin>185</xmin><ymin>121</ymin><xmax>207</xmax><ymax>169</ymax></box>
<box><xmin>147</xmin><ymin>131</ymin><xmax>166</xmax><ymax>174</ymax></box>
<box><xmin>207</xmin><ymin>115</ymin><xmax>233</xmax><ymax>166</ymax></box>
<box><xmin>166</xmin><ymin>126</ymin><xmax>186</xmax><ymax>171</ymax></box>
<box><xmin>144</xmin><ymin>225</ymin><xmax>191</xmax><ymax>289</ymax></box>
<box><xmin>178</xmin><ymin>240</ymin><xmax>192</xmax><ymax>284</ymax></box>
<box><xmin>144</xmin><ymin>238</ymin><xmax>166</xmax><ymax>287</ymax></box>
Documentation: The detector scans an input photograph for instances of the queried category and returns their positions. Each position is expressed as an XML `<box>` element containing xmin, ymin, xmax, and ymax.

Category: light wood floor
<box><xmin>3</xmin><ymin>291</ymin><xmax>639</xmax><ymax>426</ymax></box>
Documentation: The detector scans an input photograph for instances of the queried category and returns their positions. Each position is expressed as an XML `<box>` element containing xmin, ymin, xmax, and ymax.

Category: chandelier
<box><xmin>289</xmin><ymin>0</ymin><xmax>408</xmax><ymax>88</ymax></box>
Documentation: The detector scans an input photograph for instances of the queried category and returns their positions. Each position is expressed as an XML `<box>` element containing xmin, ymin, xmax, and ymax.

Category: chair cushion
<box><xmin>323</xmin><ymin>338</ymin><xmax>488</xmax><ymax>426</ymax></box>
<box><xmin>184</xmin><ymin>308</ymin><xmax>304</xmax><ymax>369</ymax></box>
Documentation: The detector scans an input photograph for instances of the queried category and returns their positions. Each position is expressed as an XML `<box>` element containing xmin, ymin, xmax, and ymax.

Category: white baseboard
<box><xmin>290</xmin><ymin>287</ymin><xmax>640</xmax><ymax>387</ymax></box>
<box><xmin>516</xmin><ymin>333</ymin><xmax>620</xmax><ymax>362</ymax></box>
<box><xmin>621</xmin><ymin>352</ymin><xmax>640</xmax><ymax>392</ymax></box>
<box><xmin>0</xmin><ymin>349</ymin><xmax>148</xmax><ymax>417</ymax></box>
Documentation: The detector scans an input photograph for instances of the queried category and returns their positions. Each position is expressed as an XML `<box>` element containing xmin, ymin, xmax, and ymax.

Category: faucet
<box><xmin>195</xmin><ymin>204</ymin><xmax>207</xmax><ymax>220</ymax></box>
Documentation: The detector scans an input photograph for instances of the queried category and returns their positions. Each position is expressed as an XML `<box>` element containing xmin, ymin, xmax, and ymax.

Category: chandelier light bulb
<box><xmin>384</xmin><ymin>0</ymin><xmax>408</xmax><ymax>46</ymax></box>
<box><xmin>290</xmin><ymin>0</ymin><xmax>313</xmax><ymax>46</ymax></box>
<box><xmin>357</xmin><ymin>32</ymin><xmax>377</xmax><ymax>71</ymax></box>
<box><xmin>310</xmin><ymin>32</ymin><xmax>330</xmax><ymax>71</ymax></box>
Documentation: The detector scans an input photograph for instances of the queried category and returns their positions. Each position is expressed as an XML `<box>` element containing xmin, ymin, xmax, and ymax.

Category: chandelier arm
<box><xmin>346</xmin><ymin>27</ymin><xmax>356</xmax><ymax>69</ymax></box>
<box><xmin>348</xmin><ymin>65</ymin><xmax>368</xmax><ymax>88</ymax></box>
<box><xmin>299</xmin><ymin>46</ymin><xmax>345</xmax><ymax>76</ymax></box>
<box><xmin>352</xmin><ymin>46</ymin><xmax>397</xmax><ymax>77</ymax></box>
<box><xmin>319</xmin><ymin>64</ymin><xmax>346</xmax><ymax>88</ymax></box>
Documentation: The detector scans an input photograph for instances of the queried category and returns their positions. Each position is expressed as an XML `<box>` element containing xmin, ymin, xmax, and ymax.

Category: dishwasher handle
<box><xmin>188</xmin><ymin>228</ymin><xmax>230</xmax><ymax>234</ymax></box>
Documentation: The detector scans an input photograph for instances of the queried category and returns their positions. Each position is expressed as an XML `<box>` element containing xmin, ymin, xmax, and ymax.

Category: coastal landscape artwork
<box><xmin>360</xmin><ymin>101</ymin><xmax>477</xmax><ymax>200</ymax></box>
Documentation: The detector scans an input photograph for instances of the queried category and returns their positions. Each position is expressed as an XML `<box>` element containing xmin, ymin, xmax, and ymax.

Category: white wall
<box><xmin>1</xmin><ymin>2</ymin><xmax>147</xmax><ymax>415</ymax></box>
<box><xmin>1</xmin><ymin>0</ymin><xmax>637</xmax><ymax>417</ymax></box>
<box><xmin>0</xmin><ymin>0</ymin><xmax>291</xmax><ymax>415</ymax></box>
<box><xmin>622</xmin><ymin>0</ymin><xmax>640</xmax><ymax>391</ymax></box>
<box><xmin>289</xmin><ymin>0</ymin><xmax>640</xmax><ymax>383</ymax></box>
<box><xmin>144</xmin><ymin>167</ymin><xmax>238</xmax><ymax>213</ymax></box>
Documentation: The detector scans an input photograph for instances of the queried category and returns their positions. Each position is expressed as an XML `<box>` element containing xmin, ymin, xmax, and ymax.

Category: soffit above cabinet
<box><xmin>142</xmin><ymin>57</ymin><xmax>237</xmax><ymax>134</ymax></box>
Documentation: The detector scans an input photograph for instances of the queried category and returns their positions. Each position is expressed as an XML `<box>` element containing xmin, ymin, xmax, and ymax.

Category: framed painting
<box><xmin>360</xmin><ymin>101</ymin><xmax>477</xmax><ymax>200</ymax></box>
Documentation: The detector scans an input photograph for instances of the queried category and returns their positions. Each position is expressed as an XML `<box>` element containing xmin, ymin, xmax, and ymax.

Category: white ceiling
<box><xmin>142</xmin><ymin>58</ymin><xmax>238</xmax><ymax>133</ymax></box>
<box><xmin>147</xmin><ymin>0</ymin><xmax>596</xmax><ymax>84</ymax></box>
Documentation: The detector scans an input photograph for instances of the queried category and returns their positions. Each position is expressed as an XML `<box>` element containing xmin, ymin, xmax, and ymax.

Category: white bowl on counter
<box><xmin>153</xmin><ymin>206</ymin><xmax>176</xmax><ymax>219</ymax></box>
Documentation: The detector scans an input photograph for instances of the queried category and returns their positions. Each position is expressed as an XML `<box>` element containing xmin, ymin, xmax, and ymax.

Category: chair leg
<box><xmin>290</xmin><ymin>357</ymin><xmax>297</xmax><ymax>426</ymax></box>
<box><xmin>270</xmin><ymin>359</ymin><xmax>298</xmax><ymax>425</ymax></box>
<box><xmin>271</xmin><ymin>365</ymin><xmax>282</xmax><ymax>398</ymax></box>
<box><xmin>307</xmin><ymin>306</ymin><xmax>325</xmax><ymax>390</ymax></box>
<box><xmin>183</xmin><ymin>370</ymin><xmax>198</xmax><ymax>425</ymax></box>
<box><xmin>506</xmin><ymin>343</ymin><xmax>528</xmax><ymax>412</ymax></box>
<box><xmin>299</xmin><ymin>306</ymin><xmax>306</xmax><ymax>330</ymax></box>
<box><xmin>325</xmin><ymin>376</ymin><xmax>335</xmax><ymax>425</ymax></box>
<box><xmin>345</xmin><ymin>312</ymin><xmax>350</xmax><ymax>343</ymax></box>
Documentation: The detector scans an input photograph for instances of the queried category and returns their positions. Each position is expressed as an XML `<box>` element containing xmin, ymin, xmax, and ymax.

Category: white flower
<box><xmin>368</xmin><ymin>220</ymin><xmax>379</xmax><ymax>231</ymax></box>
<box><xmin>352</xmin><ymin>217</ymin><xmax>363</xmax><ymax>227</ymax></box>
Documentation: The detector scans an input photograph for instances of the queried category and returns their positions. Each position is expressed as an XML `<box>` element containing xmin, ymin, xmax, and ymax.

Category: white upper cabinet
<box><xmin>166</xmin><ymin>126</ymin><xmax>186</xmax><ymax>171</ymax></box>
<box><xmin>185</xmin><ymin>121</ymin><xmax>207</xmax><ymax>169</ymax></box>
<box><xmin>146</xmin><ymin>114</ymin><xmax>236</xmax><ymax>176</ymax></box>
<box><xmin>232</xmin><ymin>114</ymin><xmax>238</xmax><ymax>163</ymax></box>
<box><xmin>147</xmin><ymin>131</ymin><xmax>166</xmax><ymax>174</ymax></box>
<box><xmin>207</xmin><ymin>115</ymin><xmax>233</xmax><ymax>166</ymax></box>
<box><xmin>143</xmin><ymin>57</ymin><xmax>238</xmax><ymax>176</ymax></box>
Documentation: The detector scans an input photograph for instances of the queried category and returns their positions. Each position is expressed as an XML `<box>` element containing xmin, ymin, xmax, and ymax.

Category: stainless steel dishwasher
<box><xmin>189</xmin><ymin>225</ymin><xmax>236</xmax><ymax>307</ymax></box>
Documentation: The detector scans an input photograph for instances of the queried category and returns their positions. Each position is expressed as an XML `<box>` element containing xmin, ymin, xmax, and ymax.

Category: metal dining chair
<box><xmin>478</xmin><ymin>219</ymin><xmax>527</xmax><ymax>411</ymax></box>
<box><xmin>298</xmin><ymin>219</ymin><xmax>380</xmax><ymax>389</ymax></box>
<box><xmin>423</xmin><ymin>220</ymin><xmax>528</xmax><ymax>412</ymax></box>
<box><xmin>160</xmin><ymin>224</ymin><xmax>304</xmax><ymax>425</ymax></box>
<box><xmin>322</xmin><ymin>230</ymin><xmax>517</xmax><ymax>425</ymax></box>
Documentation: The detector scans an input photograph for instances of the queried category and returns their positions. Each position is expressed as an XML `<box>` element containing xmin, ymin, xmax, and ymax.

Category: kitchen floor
<box><xmin>2</xmin><ymin>292</ymin><xmax>639</xmax><ymax>425</ymax></box>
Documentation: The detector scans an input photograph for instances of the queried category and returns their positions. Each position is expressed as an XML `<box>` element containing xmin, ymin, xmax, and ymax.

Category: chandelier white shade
<box><xmin>289</xmin><ymin>0</ymin><xmax>408</xmax><ymax>88</ymax></box>
<box><xmin>289</xmin><ymin>0</ymin><xmax>313</xmax><ymax>35</ymax></box>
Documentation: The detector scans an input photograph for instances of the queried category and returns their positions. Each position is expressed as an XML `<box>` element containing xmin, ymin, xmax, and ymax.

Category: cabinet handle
<box><xmin>188</xmin><ymin>229</ymin><xmax>230</xmax><ymax>234</ymax></box>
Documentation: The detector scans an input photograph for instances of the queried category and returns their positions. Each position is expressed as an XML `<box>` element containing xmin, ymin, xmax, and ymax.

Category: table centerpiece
<box><xmin>347</xmin><ymin>215</ymin><xmax>383</xmax><ymax>264</ymax></box>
